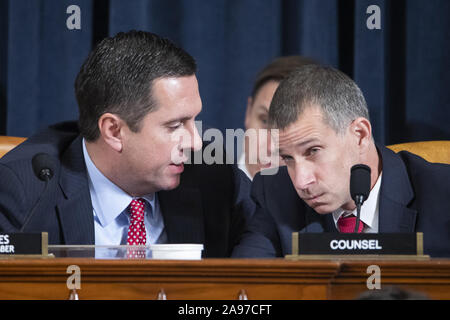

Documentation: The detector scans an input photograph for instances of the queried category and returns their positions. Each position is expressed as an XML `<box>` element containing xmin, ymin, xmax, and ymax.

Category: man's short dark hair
<box><xmin>268</xmin><ymin>65</ymin><xmax>370</xmax><ymax>134</ymax></box>
<box><xmin>251</xmin><ymin>56</ymin><xmax>317</xmax><ymax>98</ymax></box>
<box><xmin>75</xmin><ymin>30</ymin><xmax>197</xmax><ymax>141</ymax></box>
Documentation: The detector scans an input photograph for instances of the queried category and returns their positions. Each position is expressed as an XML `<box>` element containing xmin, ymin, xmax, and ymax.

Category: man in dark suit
<box><xmin>232</xmin><ymin>65</ymin><xmax>450</xmax><ymax>258</ymax></box>
<box><xmin>0</xmin><ymin>31</ymin><xmax>254</xmax><ymax>258</ymax></box>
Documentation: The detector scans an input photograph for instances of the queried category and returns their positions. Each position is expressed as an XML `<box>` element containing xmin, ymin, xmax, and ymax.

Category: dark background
<box><xmin>0</xmin><ymin>0</ymin><xmax>449</xmax><ymax>145</ymax></box>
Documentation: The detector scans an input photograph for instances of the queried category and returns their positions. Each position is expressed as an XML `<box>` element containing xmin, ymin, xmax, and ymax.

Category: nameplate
<box><xmin>288</xmin><ymin>232</ymin><xmax>424</xmax><ymax>257</ymax></box>
<box><xmin>0</xmin><ymin>232</ymin><xmax>49</xmax><ymax>257</ymax></box>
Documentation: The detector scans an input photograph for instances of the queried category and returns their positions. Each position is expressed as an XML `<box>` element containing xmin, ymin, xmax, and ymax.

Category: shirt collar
<box><xmin>82</xmin><ymin>139</ymin><xmax>155</xmax><ymax>227</ymax></box>
<box><xmin>332</xmin><ymin>172</ymin><xmax>383</xmax><ymax>230</ymax></box>
<box><xmin>237</xmin><ymin>149</ymin><xmax>253</xmax><ymax>181</ymax></box>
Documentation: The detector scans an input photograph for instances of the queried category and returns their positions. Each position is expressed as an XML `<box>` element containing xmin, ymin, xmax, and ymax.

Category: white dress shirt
<box><xmin>332</xmin><ymin>172</ymin><xmax>383</xmax><ymax>233</ymax></box>
<box><xmin>237</xmin><ymin>150</ymin><xmax>253</xmax><ymax>181</ymax></box>
<box><xmin>82</xmin><ymin>139</ymin><xmax>167</xmax><ymax>246</ymax></box>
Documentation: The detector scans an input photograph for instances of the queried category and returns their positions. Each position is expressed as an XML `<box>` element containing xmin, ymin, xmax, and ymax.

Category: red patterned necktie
<box><xmin>126</xmin><ymin>198</ymin><xmax>147</xmax><ymax>258</ymax></box>
<box><xmin>338</xmin><ymin>215</ymin><xmax>365</xmax><ymax>233</ymax></box>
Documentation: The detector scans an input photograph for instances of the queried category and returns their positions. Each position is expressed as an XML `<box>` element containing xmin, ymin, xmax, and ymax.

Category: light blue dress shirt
<box><xmin>82</xmin><ymin>139</ymin><xmax>167</xmax><ymax>246</ymax></box>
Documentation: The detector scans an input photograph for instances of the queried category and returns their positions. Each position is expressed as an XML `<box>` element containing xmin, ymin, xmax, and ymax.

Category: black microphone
<box><xmin>350</xmin><ymin>164</ymin><xmax>371</xmax><ymax>233</ymax></box>
<box><xmin>20</xmin><ymin>153</ymin><xmax>57</xmax><ymax>232</ymax></box>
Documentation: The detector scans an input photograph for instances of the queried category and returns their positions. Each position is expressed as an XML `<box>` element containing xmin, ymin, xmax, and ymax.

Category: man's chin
<box><xmin>159</xmin><ymin>176</ymin><xmax>181</xmax><ymax>191</ymax></box>
<box><xmin>313</xmin><ymin>206</ymin><xmax>333</xmax><ymax>214</ymax></box>
<box><xmin>306</xmin><ymin>202</ymin><xmax>336</xmax><ymax>214</ymax></box>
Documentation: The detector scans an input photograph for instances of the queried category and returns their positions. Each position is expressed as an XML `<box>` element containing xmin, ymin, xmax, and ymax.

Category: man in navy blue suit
<box><xmin>0</xmin><ymin>31</ymin><xmax>254</xmax><ymax>257</ymax></box>
<box><xmin>232</xmin><ymin>65</ymin><xmax>450</xmax><ymax>258</ymax></box>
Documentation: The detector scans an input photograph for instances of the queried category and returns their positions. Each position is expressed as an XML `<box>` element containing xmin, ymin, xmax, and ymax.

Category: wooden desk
<box><xmin>0</xmin><ymin>258</ymin><xmax>449</xmax><ymax>299</ymax></box>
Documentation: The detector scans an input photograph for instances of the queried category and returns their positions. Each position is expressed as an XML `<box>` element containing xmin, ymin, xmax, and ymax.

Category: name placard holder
<box><xmin>0</xmin><ymin>232</ymin><xmax>54</xmax><ymax>259</ymax></box>
<box><xmin>285</xmin><ymin>232</ymin><xmax>429</xmax><ymax>260</ymax></box>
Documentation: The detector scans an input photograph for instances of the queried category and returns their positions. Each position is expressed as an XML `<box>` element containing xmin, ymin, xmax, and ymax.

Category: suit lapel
<box><xmin>57</xmin><ymin>136</ymin><xmax>95</xmax><ymax>244</ymax></box>
<box><xmin>323</xmin><ymin>212</ymin><xmax>339</xmax><ymax>232</ymax></box>
<box><xmin>158</xmin><ymin>186</ymin><xmax>204</xmax><ymax>244</ymax></box>
<box><xmin>298</xmin><ymin>205</ymin><xmax>336</xmax><ymax>233</ymax></box>
<box><xmin>377</xmin><ymin>145</ymin><xmax>417</xmax><ymax>232</ymax></box>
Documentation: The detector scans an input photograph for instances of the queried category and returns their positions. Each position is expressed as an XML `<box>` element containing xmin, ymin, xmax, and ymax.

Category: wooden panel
<box><xmin>329</xmin><ymin>260</ymin><xmax>450</xmax><ymax>299</ymax></box>
<box><xmin>0</xmin><ymin>258</ymin><xmax>339</xmax><ymax>300</ymax></box>
<box><xmin>0</xmin><ymin>258</ymin><xmax>449</xmax><ymax>300</ymax></box>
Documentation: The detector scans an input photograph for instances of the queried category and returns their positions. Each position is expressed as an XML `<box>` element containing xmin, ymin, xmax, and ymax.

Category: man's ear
<box><xmin>244</xmin><ymin>96</ymin><xmax>253</xmax><ymax>130</ymax></box>
<box><xmin>97</xmin><ymin>113</ymin><xmax>124</xmax><ymax>152</ymax></box>
<box><xmin>350</xmin><ymin>117</ymin><xmax>372</xmax><ymax>153</ymax></box>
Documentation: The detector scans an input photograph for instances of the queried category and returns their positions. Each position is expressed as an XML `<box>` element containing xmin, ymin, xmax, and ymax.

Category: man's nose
<box><xmin>180</xmin><ymin>122</ymin><xmax>202</xmax><ymax>152</ymax></box>
<box><xmin>292</xmin><ymin>162</ymin><xmax>315</xmax><ymax>191</ymax></box>
<box><xmin>191</xmin><ymin>125</ymin><xmax>203</xmax><ymax>151</ymax></box>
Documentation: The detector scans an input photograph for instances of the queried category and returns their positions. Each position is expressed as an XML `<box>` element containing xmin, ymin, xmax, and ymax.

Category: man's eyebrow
<box><xmin>278</xmin><ymin>148</ymin><xmax>287</xmax><ymax>155</ymax></box>
<box><xmin>257</xmin><ymin>104</ymin><xmax>269</xmax><ymax>113</ymax></box>
<box><xmin>278</xmin><ymin>138</ymin><xmax>321</xmax><ymax>154</ymax></box>
<box><xmin>295</xmin><ymin>138</ymin><xmax>320</xmax><ymax>148</ymax></box>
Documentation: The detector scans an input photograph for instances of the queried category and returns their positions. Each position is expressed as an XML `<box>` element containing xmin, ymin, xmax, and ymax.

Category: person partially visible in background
<box><xmin>238</xmin><ymin>56</ymin><xmax>318</xmax><ymax>180</ymax></box>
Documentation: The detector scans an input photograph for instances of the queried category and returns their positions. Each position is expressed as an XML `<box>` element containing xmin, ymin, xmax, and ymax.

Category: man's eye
<box><xmin>259</xmin><ymin>116</ymin><xmax>268</xmax><ymax>125</ymax></box>
<box><xmin>307</xmin><ymin>148</ymin><xmax>320</xmax><ymax>156</ymax></box>
<box><xmin>169</xmin><ymin>122</ymin><xmax>183</xmax><ymax>130</ymax></box>
<box><xmin>280</xmin><ymin>155</ymin><xmax>293</xmax><ymax>162</ymax></box>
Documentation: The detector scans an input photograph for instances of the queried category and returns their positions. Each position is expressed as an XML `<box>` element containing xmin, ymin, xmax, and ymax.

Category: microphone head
<box><xmin>350</xmin><ymin>164</ymin><xmax>371</xmax><ymax>203</ymax></box>
<box><xmin>32</xmin><ymin>153</ymin><xmax>57</xmax><ymax>181</ymax></box>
